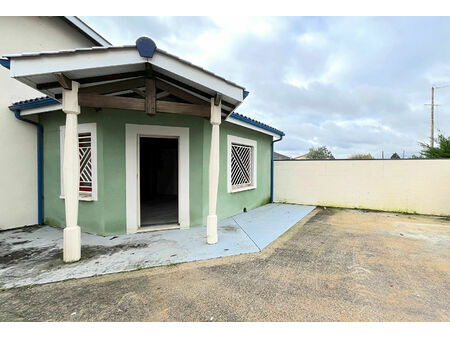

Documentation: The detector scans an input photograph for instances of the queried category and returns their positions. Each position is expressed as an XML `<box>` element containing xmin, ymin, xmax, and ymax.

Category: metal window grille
<box><xmin>231</xmin><ymin>143</ymin><xmax>253</xmax><ymax>188</ymax></box>
<box><xmin>78</xmin><ymin>132</ymin><xmax>92</xmax><ymax>196</ymax></box>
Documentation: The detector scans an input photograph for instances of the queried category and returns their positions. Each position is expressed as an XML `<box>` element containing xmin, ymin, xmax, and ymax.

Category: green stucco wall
<box><xmin>41</xmin><ymin>108</ymin><xmax>272</xmax><ymax>235</ymax></box>
<box><xmin>202</xmin><ymin>120</ymin><xmax>273</xmax><ymax>222</ymax></box>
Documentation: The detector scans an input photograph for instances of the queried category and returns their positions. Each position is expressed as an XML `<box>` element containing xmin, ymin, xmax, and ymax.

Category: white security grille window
<box><xmin>231</xmin><ymin>144</ymin><xmax>253</xmax><ymax>187</ymax></box>
<box><xmin>78</xmin><ymin>132</ymin><xmax>93</xmax><ymax>196</ymax></box>
<box><xmin>60</xmin><ymin>123</ymin><xmax>98</xmax><ymax>201</ymax></box>
<box><xmin>227</xmin><ymin>135</ymin><xmax>257</xmax><ymax>193</ymax></box>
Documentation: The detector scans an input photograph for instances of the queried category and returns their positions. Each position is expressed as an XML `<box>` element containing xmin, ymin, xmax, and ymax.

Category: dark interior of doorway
<box><xmin>140</xmin><ymin>137</ymin><xmax>178</xmax><ymax>227</ymax></box>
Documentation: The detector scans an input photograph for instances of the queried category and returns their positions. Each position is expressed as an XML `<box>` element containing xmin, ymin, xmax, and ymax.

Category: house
<box><xmin>294</xmin><ymin>154</ymin><xmax>307</xmax><ymax>160</ymax></box>
<box><xmin>0</xmin><ymin>16</ymin><xmax>110</xmax><ymax>231</ymax></box>
<box><xmin>274</xmin><ymin>152</ymin><xmax>291</xmax><ymax>160</ymax></box>
<box><xmin>2</xmin><ymin>36</ymin><xmax>284</xmax><ymax>262</ymax></box>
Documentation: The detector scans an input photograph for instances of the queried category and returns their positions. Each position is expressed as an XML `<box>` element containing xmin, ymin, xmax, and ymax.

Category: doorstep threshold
<box><xmin>137</xmin><ymin>224</ymin><xmax>180</xmax><ymax>233</ymax></box>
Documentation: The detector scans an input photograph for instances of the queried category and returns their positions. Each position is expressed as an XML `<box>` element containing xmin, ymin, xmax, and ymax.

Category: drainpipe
<box><xmin>271</xmin><ymin>134</ymin><xmax>283</xmax><ymax>203</ymax></box>
<box><xmin>12</xmin><ymin>109</ymin><xmax>44</xmax><ymax>225</ymax></box>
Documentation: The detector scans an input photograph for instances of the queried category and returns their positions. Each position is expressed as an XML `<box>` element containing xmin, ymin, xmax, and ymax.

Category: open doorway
<box><xmin>139</xmin><ymin>136</ymin><xmax>179</xmax><ymax>228</ymax></box>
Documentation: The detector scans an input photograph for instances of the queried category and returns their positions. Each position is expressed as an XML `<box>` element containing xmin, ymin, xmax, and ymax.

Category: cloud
<box><xmin>81</xmin><ymin>16</ymin><xmax>450</xmax><ymax>158</ymax></box>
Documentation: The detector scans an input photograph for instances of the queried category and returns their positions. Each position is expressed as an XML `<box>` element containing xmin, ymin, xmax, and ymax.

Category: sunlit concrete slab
<box><xmin>233</xmin><ymin>204</ymin><xmax>316</xmax><ymax>250</ymax></box>
<box><xmin>0</xmin><ymin>203</ymin><xmax>315</xmax><ymax>289</ymax></box>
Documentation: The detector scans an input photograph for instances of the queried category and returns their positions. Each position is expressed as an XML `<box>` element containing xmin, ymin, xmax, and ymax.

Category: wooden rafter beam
<box><xmin>78</xmin><ymin>93</ymin><xmax>210</xmax><ymax>117</ymax></box>
<box><xmin>55</xmin><ymin>73</ymin><xmax>72</xmax><ymax>90</ymax></box>
<box><xmin>79</xmin><ymin>77</ymin><xmax>145</xmax><ymax>95</ymax></box>
<box><xmin>37</xmin><ymin>71</ymin><xmax>145</xmax><ymax>90</ymax></box>
<box><xmin>131</xmin><ymin>88</ymin><xmax>146</xmax><ymax>98</ymax></box>
<box><xmin>214</xmin><ymin>93</ymin><xmax>222</xmax><ymax>106</ymax></box>
<box><xmin>130</xmin><ymin>89</ymin><xmax>170</xmax><ymax>99</ymax></box>
<box><xmin>153</xmin><ymin>72</ymin><xmax>234</xmax><ymax>113</ymax></box>
<box><xmin>144</xmin><ymin>63</ymin><xmax>156</xmax><ymax>116</ymax></box>
<box><xmin>156</xmin><ymin>101</ymin><xmax>210</xmax><ymax>117</ymax></box>
<box><xmin>145</xmin><ymin>63</ymin><xmax>154</xmax><ymax>78</ymax></box>
<box><xmin>157</xmin><ymin>91</ymin><xmax>170</xmax><ymax>99</ymax></box>
<box><xmin>145</xmin><ymin>78</ymin><xmax>156</xmax><ymax>116</ymax></box>
<box><xmin>155</xmin><ymin>79</ymin><xmax>206</xmax><ymax>105</ymax></box>
<box><xmin>40</xmin><ymin>67</ymin><xmax>236</xmax><ymax>113</ymax></box>
<box><xmin>78</xmin><ymin>93</ymin><xmax>145</xmax><ymax>111</ymax></box>
<box><xmin>155</xmin><ymin>72</ymin><xmax>211</xmax><ymax>100</ymax></box>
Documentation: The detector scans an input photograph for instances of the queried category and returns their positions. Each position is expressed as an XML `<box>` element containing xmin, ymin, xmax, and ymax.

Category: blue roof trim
<box><xmin>9</xmin><ymin>96</ymin><xmax>59</xmax><ymax>111</ymax></box>
<box><xmin>8</xmin><ymin>96</ymin><xmax>285</xmax><ymax>137</ymax></box>
<box><xmin>243</xmin><ymin>90</ymin><xmax>250</xmax><ymax>99</ymax></box>
<box><xmin>230</xmin><ymin>112</ymin><xmax>285</xmax><ymax>136</ymax></box>
<box><xmin>0</xmin><ymin>58</ymin><xmax>10</xmax><ymax>69</ymax></box>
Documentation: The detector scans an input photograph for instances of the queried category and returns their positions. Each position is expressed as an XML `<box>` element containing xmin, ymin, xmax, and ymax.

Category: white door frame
<box><xmin>126</xmin><ymin>124</ymin><xmax>190</xmax><ymax>233</ymax></box>
<box><xmin>137</xmin><ymin>134</ymin><xmax>179</xmax><ymax>229</ymax></box>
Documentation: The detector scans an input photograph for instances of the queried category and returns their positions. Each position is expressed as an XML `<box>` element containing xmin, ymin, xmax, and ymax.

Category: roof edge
<box><xmin>61</xmin><ymin>16</ymin><xmax>111</xmax><ymax>47</ymax></box>
<box><xmin>0</xmin><ymin>58</ymin><xmax>10</xmax><ymax>69</ymax></box>
<box><xmin>229</xmin><ymin>112</ymin><xmax>285</xmax><ymax>137</ymax></box>
<box><xmin>4</xmin><ymin>43</ymin><xmax>246</xmax><ymax>93</ymax></box>
<box><xmin>8</xmin><ymin>96</ymin><xmax>59</xmax><ymax>111</ymax></box>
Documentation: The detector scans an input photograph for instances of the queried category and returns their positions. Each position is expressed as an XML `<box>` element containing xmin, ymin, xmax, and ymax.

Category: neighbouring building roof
<box><xmin>0</xmin><ymin>16</ymin><xmax>111</xmax><ymax>70</ymax></box>
<box><xmin>294</xmin><ymin>154</ymin><xmax>307</xmax><ymax>160</ymax></box>
<box><xmin>61</xmin><ymin>16</ymin><xmax>111</xmax><ymax>47</ymax></box>
<box><xmin>274</xmin><ymin>152</ymin><xmax>291</xmax><ymax>160</ymax></box>
<box><xmin>8</xmin><ymin>96</ymin><xmax>285</xmax><ymax>137</ymax></box>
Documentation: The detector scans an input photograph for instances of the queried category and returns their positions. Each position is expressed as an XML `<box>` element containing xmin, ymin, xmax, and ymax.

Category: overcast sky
<box><xmin>81</xmin><ymin>16</ymin><xmax>450</xmax><ymax>158</ymax></box>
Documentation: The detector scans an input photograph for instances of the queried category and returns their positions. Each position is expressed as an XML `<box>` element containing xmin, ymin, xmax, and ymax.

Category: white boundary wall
<box><xmin>274</xmin><ymin>159</ymin><xmax>450</xmax><ymax>216</ymax></box>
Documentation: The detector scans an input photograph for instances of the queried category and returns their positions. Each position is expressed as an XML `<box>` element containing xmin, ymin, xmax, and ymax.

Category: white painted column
<box><xmin>62</xmin><ymin>81</ymin><xmax>81</xmax><ymax>263</ymax></box>
<box><xmin>207</xmin><ymin>97</ymin><xmax>221</xmax><ymax>244</ymax></box>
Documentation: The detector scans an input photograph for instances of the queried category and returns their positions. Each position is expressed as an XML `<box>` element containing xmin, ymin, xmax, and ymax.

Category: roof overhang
<box><xmin>5</xmin><ymin>41</ymin><xmax>247</xmax><ymax>113</ymax></box>
<box><xmin>5</xmin><ymin>37</ymin><xmax>287</xmax><ymax>139</ymax></box>
<box><xmin>226</xmin><ymin>113</ymin><xmax>284</xmax><ymax>139</ymax></box>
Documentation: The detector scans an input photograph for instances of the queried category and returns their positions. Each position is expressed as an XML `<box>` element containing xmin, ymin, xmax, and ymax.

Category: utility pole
<box><xmin>426</xmin><ymin>84</ymin><xmax>449</xmax><ymax>147</ymax></box>
<box><xmin>431</xmin><ymin>86</ymin><xmax>435</xmax><ymax>148</ymax></box>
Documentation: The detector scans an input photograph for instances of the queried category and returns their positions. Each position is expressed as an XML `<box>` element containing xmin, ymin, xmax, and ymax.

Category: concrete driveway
<box><xmin>0</xmin><ymin>207</ymin><xmax>449</xmax><ymax>321</ymax></box>
<box><xmin>0</xmin><ymin>204</ymin><xmax>315</xmax><ymax>289</ymax></box>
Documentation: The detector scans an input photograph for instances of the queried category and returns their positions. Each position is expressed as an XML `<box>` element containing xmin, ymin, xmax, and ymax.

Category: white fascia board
<box><xmin>10</xmin><ymin>49</ymin><xmax>245</xmax><ymax>103</ymax></box>
<box><xmin>20</xmin><ymin>104</ymin><xmax>62</xmax><ymax>116</ymax></box>
<box><xmin>226</xmin><ymin>116</ymin><xmax>280</xmax><ymax>139</ymax></box>
<box><xmin>9</xmin><ymin>48</ymin><xmax>142</xmax><ymax>78</ymax></box>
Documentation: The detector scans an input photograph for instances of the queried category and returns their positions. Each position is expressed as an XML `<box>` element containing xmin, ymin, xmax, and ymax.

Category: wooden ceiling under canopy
<box><xmin>49</xmin><ymin>64</ymin><xmax>228</xmax><ymax>118</ymax></box>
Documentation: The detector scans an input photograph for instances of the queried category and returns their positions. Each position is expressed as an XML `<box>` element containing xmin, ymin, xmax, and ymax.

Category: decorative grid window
<box><xmin>231</xmin><ymin>144</ymin><xmax>253</xmax><ymax>188</ymax></box>
<box><xmin>60</xmin><ymin>123</ymin><xmax>98</xmax><ymax>201</ymax></box>
<box><xmin>227</xmin><ymin>135</ymin><xmax>257</xmax><ymax>193</ymax></box>
<box><xmin>78</xmin><ymin>132</ymin><xmax>93</xmax><ymax>195</ymax></box>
